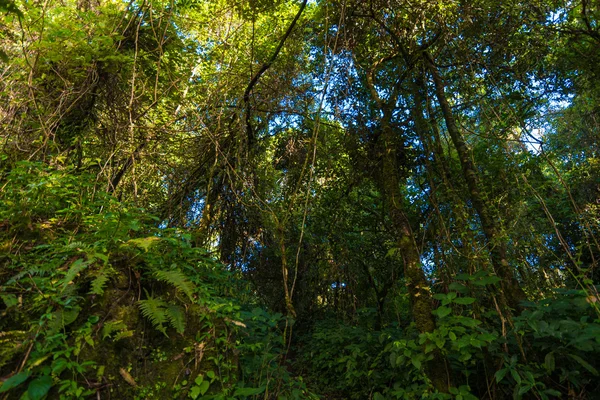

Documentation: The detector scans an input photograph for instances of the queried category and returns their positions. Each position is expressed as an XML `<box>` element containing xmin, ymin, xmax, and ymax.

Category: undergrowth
<box><xmin>295</xmin><ymin>277</ymin><xmax>600</xmax><ymax>399</ymax></box>
<box><xmin>0</xmin><ymin>160</ymin><xmax>315</xmax><ymax>399</ymax></box>
<box><xmin>2</xmin><ymin>161</ymin><xmax>600</xmax><ymax>400</ymax></box>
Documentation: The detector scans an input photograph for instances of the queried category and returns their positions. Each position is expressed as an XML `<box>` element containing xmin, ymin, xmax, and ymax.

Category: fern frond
<box><xmin>1</xmin><ymin>294</ymin><xmax>18</xmax><ymax>308</ymax></box>
<box><xmin>154</xmin><ymin>270</ymin><xmax>196</xmax><ymax>301</ymax></box>
<box><xmin>114</xmin><ymin>330</ymin><xmax>134</xmax><ymax>341</ymax></box>
<box><xmin>102</xmin><ymin>320</ymin><xmax>133</xmax><ymax>341</ymax></box>
<box><xmin>166</xmin><ymin>304</ymin><xmax>186</xmax><ymax>334</ymax></box>
<box><xmin>64</xmin><ymin>241</ymin><xmax>87</xmax><ymax>250</ymax></box>
<box><xmin>138</xmin><ymin>293</ymin><xmax>168</xmax><ymax>336</ymax></box>
<box><xmin>102</xmin><ymin>320</ymin><xmax>127</xmax><ymax>339</ymax></box>
<box><xmin>61</xmin><ymin>258</ymin><xmax>89</xmax><ymax>290</ymax></box>
<box><xmin>8</xmin><ymin>267</ymin><xmax>48</xmax><ymax>284</ymax></box>
<box><xmin>89</xmin><ymin>273</ymin><xmax>109</xmax><ymax>295</ymax></box>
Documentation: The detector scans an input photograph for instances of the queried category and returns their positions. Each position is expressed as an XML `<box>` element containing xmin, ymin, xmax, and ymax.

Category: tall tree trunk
<box><xmin>412</xmin><ymin>75</ymin><xmax>462</xmax><ymax>285</ymax></box>
<box><xmin>423</xmin><ymin>52</ymin><xmax>526</xmax><ymax>310</ymax></box>
<box><xmin>379</xmin><ymin>108</ymin><xmax>449</xmax><ymax>391</ymax></box>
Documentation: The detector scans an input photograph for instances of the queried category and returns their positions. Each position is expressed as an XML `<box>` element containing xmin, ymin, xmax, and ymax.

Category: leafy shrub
<box><xmin>295</xmin><ymin>272</ymin><xmax>600</xmax><ymax>399</ymax></box>
<box><xmin>296</xmin><ymin>317</ymin><xmax>397</xmax><ymax>399</ymax></box>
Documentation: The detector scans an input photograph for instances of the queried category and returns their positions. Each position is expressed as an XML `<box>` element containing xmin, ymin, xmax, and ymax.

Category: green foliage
<box><xmin>165</xmin><ymin>304</ymin><xmax>186</xmax><ymax>335</ymax></box>
<box><xmin>2</xmin><ymin>0</ymin><xmax>600</xmax><ymax>397</ymax></box>
<box><xmin>138</xmin><ymin>292</ymin><xmax>187</xmax><ymax>336</ymax></box>
<box><xmin>295</xmin><ymin>274</ymin><xmax>600</xmax><ymax>399</ymax></box>
<box><xmin>138</xmin><ymin>292</ymin><xmax>170</xmax><ymax>335</ymax></box>
<box><xmin>0</xmin><ymin>161</ymin><xmax>315</xmax><ymax>399</ymax></box>
<box><xmin>189</xmin><ymin>374</ymin><xmax>210</xmax><ymax>399</ymax></box>
<box><xmin>154</xmin><ymin>269</ymin><xmax>196</xmax><ymax>301</ymax></box>
<box><xmin>89</xmin><ymin>272</ymin><xmax>110</xmax><ymax>295</ymax></box>
<box><xmin>297</xmin><ymin>318</ymin><xmax>396</xmax><ymax>398</ymax></box>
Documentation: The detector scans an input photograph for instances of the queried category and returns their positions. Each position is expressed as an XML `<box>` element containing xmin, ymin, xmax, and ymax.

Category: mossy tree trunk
<box><xmin>424</xmin><ymin>52</ymin><xmax>526</xmax><ymax>310</ymax></box>
<box><xmin>379</xmin><ymin>107</ymin><xmax>450</xmax><ymax>392</ymax></box>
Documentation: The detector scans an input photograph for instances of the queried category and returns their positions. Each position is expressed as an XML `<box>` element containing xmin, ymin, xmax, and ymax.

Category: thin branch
<box><xmin>243</xmin><ymin>0</ymin><xmax>308</xmax><ymax>146</ymax></box>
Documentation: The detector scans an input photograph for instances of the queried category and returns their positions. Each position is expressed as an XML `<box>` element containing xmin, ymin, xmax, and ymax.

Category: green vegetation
<box><xmin>0</xmin><ymin>162</ymin><xmax>312</xmax><ymax>398</ymax></box>
<box><xmin>1</xmin><ymin>0</ymin><xmax>599</xmax><ymax>398</ymax></box>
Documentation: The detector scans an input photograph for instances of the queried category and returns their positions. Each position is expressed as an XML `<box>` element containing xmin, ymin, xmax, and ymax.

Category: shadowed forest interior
<box><xmin>1</xmin><ymin>0</ymin><xmax>600</xmax><ymax>398</ymax></box>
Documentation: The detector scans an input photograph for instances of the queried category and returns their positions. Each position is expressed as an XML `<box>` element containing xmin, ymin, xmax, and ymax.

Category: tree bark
<box><xmin>424</xmin><ymin>52</ymin><xmax>526</xmax><ymax>310</ymax></box>
<box><xmin>379</xmin><ymin>108</ymin><xmax>449</xmax><ymax>391</ymax></box>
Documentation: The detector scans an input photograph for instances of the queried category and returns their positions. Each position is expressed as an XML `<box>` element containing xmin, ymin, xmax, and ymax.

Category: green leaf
<box><xmin>166</xmin><ymin>305</ymin><xmax>186</xmax><ymax>334</ymax></box>
<box><xmin>518</xmin><ymin>384</ymin><xmax>532</xmax><ymax>396</ymax></box>
<box><xmin>1</xmin><ymin>294</ymin><xmax>18</xmax><ymax>308</ymax></box>
<box><xmin>233</xmin><ymin>386</ymin><xmax>265</xmax><ymax>396</ymax></box>
<box><xmin>448</xmin><ymin>282</ymin><xmax>469</xmax><ymax>293</ymax></box>
<box><xmin>510</xmin><ymin>369</ymin><xmax>522</xmax><ymax>384</ymax></box>
<box><xmin>0</xmin><ymin>0</ymin><xmax>22</xmax><ymax>17</ymax></box>
<box><xmin>154</xmin><ymin>270</ymin><xmax>196</xmax><ymax>301</ymax></box>
<box><xmin>544</xmin><ymin>352</ymin><xmax>555</xmax><ymax>372</ymax></box>
<box><xmin>435</xmin><ymin>306</ymin><xmax>452</xmax><ymax>318</ymax></box>
<box><xmin>89</xmin><ymin>273</ymin><xmax>109</xmax><ymax>295</ymax></box>
<box><xmin>453</xmin><ymin>297</ymin><xmax>476</xmax><ymax>305</ymax></box>
<box><xmin>543</xmin><ymin>389</ymin><xmax>562</xmax><ymax>396</ymax></box>
<box><xmin>495</xmin><ymin>368</ymin><xmax>507</xmax><ymax>383</ymax></box>
<box><xmin>138</xmin><ymin>293</ymin><xmax>168</xmax><ymax>336</ymax></box>
<box><xmin>473</xmin><ymin>276</ymin><xmax>501</xmax><ymax>286</ymax></box>
<box><xmin>0</xmin><ymin>372</ymin><xmax>30</xmax><ymax>393</ymax></box>
<box><xmin>125</xmin><ymin>236</ymin><xmax>160</xmax><ymax>251</ymax></box>
<box><xmin>455</xmin><ymin>273</ymin><xmax>471</xmax><ymax>281</ymax></box>
<box><xmin>197</xmin><ymin>380</ymin><xmax>210</xmax><ymax>396</ymax></box>
<box><xmin>61</xmin><ymin>259</ymin><xmax>89</xmax><ymax>290</ymax></box>
<box><xmin>61</xmin><ymin>307</ymin><xmax>81</xmax><ymax>327</ymax></box>
<box><xmin>27</xmin><ymin>376</ymin><xmax>52</xmax><ymax>400</ymax></box>
<box><xmin>449</xmin><ymin>331</ymin><xmax>457</xmax><ymax>341</ymax></box>
<box><xmin>51</xmin><ymin>358</ymin><xmax>68</xmax><ymax>375</ymax></box>
<box><xmin>568</xmin><ymin>354</ymin><xmax>599</xmax><ymax>376</ymax></box>
<box><xmin>425</xmin><ymin>343</ymin><xmax>436</xmax><ymax>353</ymax></box>
<box><xmin>189</xmin><ymin>386</ymin><xmax>201</xmax><ymax>399</ymax></box>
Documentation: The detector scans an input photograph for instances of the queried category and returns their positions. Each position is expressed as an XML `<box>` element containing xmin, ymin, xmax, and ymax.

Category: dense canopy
<box><xmin>1</xmin><ymin>0</ymin><xmax>599</xmax><ymax>398</ymax></box>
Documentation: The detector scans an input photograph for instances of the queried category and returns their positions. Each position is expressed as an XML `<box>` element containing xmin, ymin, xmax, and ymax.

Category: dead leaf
<box><xmin>119</xmin><ymin>368</ymin><xmax>137</xmax><ymax>386</ymax></box>
<box><xmin>224</xmin><ymin>318</ymin><xmax>247</xmax><ymax>328</ymax></box>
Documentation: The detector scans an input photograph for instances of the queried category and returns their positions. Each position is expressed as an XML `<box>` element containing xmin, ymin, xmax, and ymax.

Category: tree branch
<box><xmin>243</xmin><ymin>0</ymin><xmax>308</xmax><ymax>146</ymax></box>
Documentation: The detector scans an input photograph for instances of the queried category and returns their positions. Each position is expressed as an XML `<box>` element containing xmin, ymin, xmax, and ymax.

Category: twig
<box><xmin>243</xmin><ymin>0</ymin><xmax>308</xmax><ymax>146</ymax></box>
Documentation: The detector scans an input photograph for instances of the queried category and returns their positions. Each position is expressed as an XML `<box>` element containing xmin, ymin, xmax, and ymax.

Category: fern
<box><xmin>138</xmin><ymin>290</ymin><xmax>188</xmax><ymax>336</ymax></box>
<box><xmin>114</xmin><ymin>330</ymin><xmax>134</xmax><ymax>341</ymax></box>
<box><xmin>89</xmin><ymin>273</ymin><xmax>109</xmax><ymax>295</ymax></box>
<box><xmin>102</xmin><ymin>320</ymin><xmax>127</xmax><ymax>339</ymax></box>
<box><xmin>64</xmin><ymin>241</ymin><xmax>87</xmax><ymax>251</ymax></box>
<box><xmin>138</xmin><ymin>291</ymin><xmax>168</xmax><ymax>336</ymax></box>
<box><xmin>1</xmin><ymin>294</ymin><xmax>18</xmax><ymax>308</ymax></box>
<box><xmin>8</xmin><ymin>266</ymin><xmax>48</xmax><ymax>284</ymax></box>
<box><xmin>166</xmin><ymin>304</ymin><xmax>186</xmax><ymax>334</ymax></box>
<box><xmin>154</xmin><ymin>269</ymin><xmax>196</xmax><ymax>301</ymax></box>
<box><xmin>102</xmin><ymin>320</ymin><xmax>133</xmax><ymax>341</ymax></box>
<box><xmin>61</xmin><ymin>258</ymin><xmax>89</xmax><ymax>290</ymax></box>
